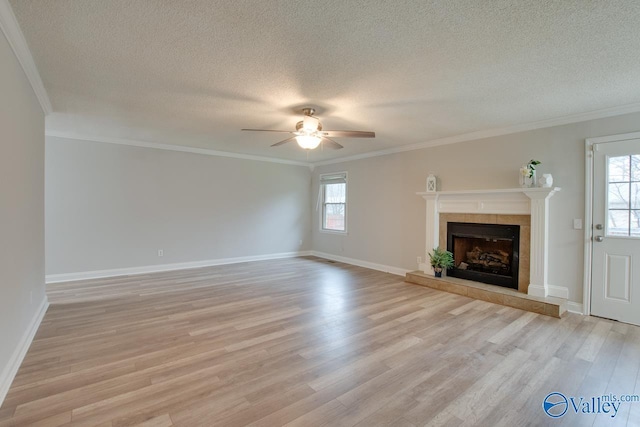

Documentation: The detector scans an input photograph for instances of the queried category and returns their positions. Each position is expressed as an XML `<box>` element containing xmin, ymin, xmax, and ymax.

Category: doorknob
<box><xmin>594</xmin><ymin>236</ymin><xmax>604</xmax><ymax>242</ymax></box>
<box><xmin>595</xmin><ymin>224</ymin><xmax>603</xmax><ymax>230</ymax></box>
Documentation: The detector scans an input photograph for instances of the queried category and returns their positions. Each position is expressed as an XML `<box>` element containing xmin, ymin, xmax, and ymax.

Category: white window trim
<box><xmin>319</xmin><ymin>171</ymin><xmax>348</xmax><ymax>234</ymax></box>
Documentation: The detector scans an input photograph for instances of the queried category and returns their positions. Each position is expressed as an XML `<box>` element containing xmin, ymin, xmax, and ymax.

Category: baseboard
<box><xmin>547</xmin><ymin>284</ymin><xmax>570</xmax><ymax>299</ymax></box>
<box><xmin>566</xmin><ymin>301</ymin><xmax>584</xmax><ymax>315</ymax></box>
<box><xmin>0</xmin><ymin>296</ymin><xmax>49</xmax><ymax>407</ymax></box>
<box><xmin>527</xmin><ymin>284</ymin><xmax>547</xmax><ymax>298</ymax></box>
<box><xmin>310</xmin><ymin>251</ymin><xmax>410</xmax><ymax>277</ymax></box>
<box><xmin>526</xmin><ymin>284</ymin><xmax>570</xmax><ymax>300</ymax></box>
<box><xmin>46</xmin><ymin>251</ymin><xmax>313</xmax><ymax>283</ymax></box>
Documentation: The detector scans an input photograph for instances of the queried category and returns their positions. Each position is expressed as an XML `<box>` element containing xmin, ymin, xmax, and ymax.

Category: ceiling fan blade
<box><xmin>271</xmin><ymin>136</ymin><xmax>296</xmax><ymax>147</ymax></box>
<box><xmin>323</xmin><ymin>130</ymin><xmax>375</xmax><ymax>138</ymax></box>
<box><xmin>322</xmin><ymin>137</ymin><xmax>343</xmax><ymax>149</ymax></box>
<box><xmin>241</xmin><ymin>129</ymin><xmax>295</xmax><ymax>133</ymax></box>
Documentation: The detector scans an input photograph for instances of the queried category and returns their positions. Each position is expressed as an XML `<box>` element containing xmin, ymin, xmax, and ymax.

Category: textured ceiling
<box><xmin>10</xmin><ymin>0</ymin><xmax>640</xmax><ymax>162</ymax></box>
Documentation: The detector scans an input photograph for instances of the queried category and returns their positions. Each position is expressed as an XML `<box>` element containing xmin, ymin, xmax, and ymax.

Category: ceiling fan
<box><xmin>242</xmin><ymin>108</ymin><xmax>375</xmax><ymax>150</ymax></box>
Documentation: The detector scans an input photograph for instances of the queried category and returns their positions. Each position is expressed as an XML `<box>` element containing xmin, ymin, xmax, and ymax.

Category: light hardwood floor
<box><xmin>1</xmin><ymin>257</ymin><xmax>639</xmax><ymax>426</ymax></box>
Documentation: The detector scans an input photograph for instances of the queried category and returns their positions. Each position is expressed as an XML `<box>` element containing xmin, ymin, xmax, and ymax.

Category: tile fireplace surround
<box><xmin>417</xmin><ymin>187</ymin><xmax>562</xmax><ymax>299</ymax></box>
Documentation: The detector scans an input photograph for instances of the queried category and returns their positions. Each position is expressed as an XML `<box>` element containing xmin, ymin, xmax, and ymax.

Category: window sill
<box><xmin>320</xmin><ymin>229</ymin><xmax>348</xmax><ymax>235</ymax></box>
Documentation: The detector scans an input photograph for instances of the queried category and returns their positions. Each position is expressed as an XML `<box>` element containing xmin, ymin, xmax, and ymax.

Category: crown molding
<box><xmin>46</xmin><ymin>99</ymin><xmax>640</xmax><ymax>169</ymax></box>
<box><xmin>0</xmin><ymin>0</ymin><xmax>52</xmax><ymax>115</ymax></box>
<box><xmin>311</xmin><ymin>101</ymin><xmax>640</xmax><ymax>167</ymax></box>
<box><xmin>46</xmin><ymin>131</ymin><xmax>313</xmax><ymax>168</ymax></box>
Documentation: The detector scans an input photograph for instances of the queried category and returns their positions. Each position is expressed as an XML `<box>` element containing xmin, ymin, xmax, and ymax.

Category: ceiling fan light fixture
<box><xmin>302</xmin><ymin>115</ymin><xmax>319</xmax><ymax>132</ymax></box>
<box><xmin>241</xmin><ymin>106</ymin><xmax>374</xmax><ymax>151</ymax></box>
<box><xmin>296</xmin><ymin>134</ymin><xmax>322</xmax><ymax>149</ymax></box>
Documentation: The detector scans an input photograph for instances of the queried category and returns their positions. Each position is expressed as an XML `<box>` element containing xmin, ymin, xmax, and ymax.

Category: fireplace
<box><xmin>446</xmin><ymin>222</ymin><xmax>520</xmax><ymax>289</ymax></box>
<box><xmin>419</xmin><ymin>188</ymin><xmax>559</xmax><ymax>297</ymax></box>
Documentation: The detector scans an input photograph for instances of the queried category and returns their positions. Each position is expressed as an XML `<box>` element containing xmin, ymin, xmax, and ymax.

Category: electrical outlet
<box><xmin>158</xmin><ymin>249</ymin><xmax>164</xmax><ymax>257</ymax></box>
<box><xmin>417</xmin><ymin>256</ymin><xmax>422</xmax><ymax>264</ymax></box>
<box><xmin>573</xmin><ymin>219</ymin><xmax>583</xmax><ymax>230</ymax></box>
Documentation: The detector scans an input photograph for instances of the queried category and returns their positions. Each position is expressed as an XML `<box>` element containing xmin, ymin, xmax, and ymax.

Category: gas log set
<box><xmin>447</xmin><ymin>222</ymin><xmax>520</xmax><ymax>289</ymax></box>
<box><xmin>459</xmin><ymin>247</ymin><xmax>511</xmax><ymax>274</ymax></box>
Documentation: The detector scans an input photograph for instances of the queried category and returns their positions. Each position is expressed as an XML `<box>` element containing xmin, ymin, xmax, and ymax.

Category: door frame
<box><xmin>583</xmin><ymin>131</ymin><xmax>640</xmax><ymax>316</ymax></box>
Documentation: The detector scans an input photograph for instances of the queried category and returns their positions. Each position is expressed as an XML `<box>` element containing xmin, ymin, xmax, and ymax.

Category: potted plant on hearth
<box><xmin>428</xmin><ymin>247</ymin><xmax>454</xmax><ymax>278</ymax></box>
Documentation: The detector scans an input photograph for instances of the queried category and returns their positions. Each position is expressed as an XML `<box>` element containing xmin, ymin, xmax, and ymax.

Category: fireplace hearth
<box><xmin>446</xmin><ymin>222</ymin><xmax>520</xmax><ymax>289</ymax></box>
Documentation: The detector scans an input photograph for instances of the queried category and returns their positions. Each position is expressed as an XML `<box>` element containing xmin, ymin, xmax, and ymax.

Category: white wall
<box><xmin>45</xmin><ymin>137</ymin><xmax>312</xmax><ymax>276</ymax></box>
<box><xmin>0</xmin><ymin>30</ymin><xmax>46</xmax><ymax>396</ymax></box>
<box><xmin>42</xmin><ymin>105</ymin><xmax>640</xmax><ymax>304</ymax></box>
<box><xmin>312</xmin><ymin>112</ymin><xmax>640</xmax><ymax>303</ymax></box>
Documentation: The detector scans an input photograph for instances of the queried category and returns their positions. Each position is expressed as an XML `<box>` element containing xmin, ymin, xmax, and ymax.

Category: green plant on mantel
<box><xmin>525</xmin><ymin>159</ymin><xmax>541</xmax><ymax>178</ymax></box>
<box><xmin>428</xmin><ymin>247</ymin><xmax>454</xmax><ymax>277</ymax></box>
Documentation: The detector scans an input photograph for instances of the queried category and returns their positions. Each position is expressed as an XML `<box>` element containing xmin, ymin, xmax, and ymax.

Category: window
<box><xmin>320</xmin><ymin>173</ymin><xmax>347</xmax><ymax>232</ymax></box>
<box><xmin>607</xmin><ymin>155</ymin><xmax>640</xmax><ymax>237</ymax></box>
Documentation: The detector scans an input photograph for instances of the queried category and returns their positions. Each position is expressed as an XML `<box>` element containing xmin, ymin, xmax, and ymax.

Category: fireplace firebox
<box><xmin>446</xmin><ymin>222</ymin><xmax>520</xmax><ymax>289</ymax></box>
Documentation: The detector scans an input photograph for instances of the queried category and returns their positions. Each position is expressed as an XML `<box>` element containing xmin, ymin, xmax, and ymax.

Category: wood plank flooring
<box><xmin>1</xmin><ymin>256</ymin><xmax>639</xmax><ymax>426</ymax></box>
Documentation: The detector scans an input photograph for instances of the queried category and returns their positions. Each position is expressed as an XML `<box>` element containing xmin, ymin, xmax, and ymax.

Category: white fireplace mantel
<box><xmin>417</xmin><ymin>187</ymin><xmax>561</xmax><ymax>298</ymax></box>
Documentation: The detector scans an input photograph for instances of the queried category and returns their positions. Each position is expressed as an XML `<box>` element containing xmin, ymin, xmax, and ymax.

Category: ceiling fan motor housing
<box><xmin>296</xmin><ymin>119</ymin><xmax>322</xmax><ymax>132</ymax></box>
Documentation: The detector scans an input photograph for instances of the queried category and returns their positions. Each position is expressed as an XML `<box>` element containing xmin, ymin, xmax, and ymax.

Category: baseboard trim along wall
<box><xmin>45</xmin><ymin>251</ymin><xmax>583</xmax><ymax>314</ymax></box>
<box><xmin>566</xmin><ymin>301</ymin><xmax>584</xmax><ymax>315</ymax></box>
<box><xmin>526</xmin><ymin>284</ymin><xmax>546</xmax><ymax>298</ymax></box>
<box><xmin>310</xmin><ymin>251</ymin><xmax>410</xmax><ymax>277</ymax></box>
<box><xmin>0</xmin><ymin>296</ymin><xmax>49</xmax><ymax>407</ymax></box>
<box><xmin>547</xmin><ymin>284</ymin><xmax>570</xmax><ymax>300</ymax></box>
<box><xmin>45</xmin><ymin>251</ymin><xmax>313</xmax><ymax>283</ymax></box>
<box><xmin>526</xmin><ymin>283</ymin><xmax>571</xmax><ymax>301</ymax></box>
